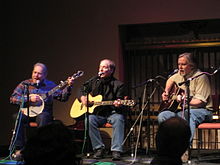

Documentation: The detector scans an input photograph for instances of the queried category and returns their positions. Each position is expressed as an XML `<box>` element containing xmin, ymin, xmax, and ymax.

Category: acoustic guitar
<box><xmin>21</xmin><ymin>71</ymin><xmax>84</xmax><ymax>117</ymax></box>
<box><xmin>158</xmin><ymin>83</ymin><xmax>184</xmax><ymax>112</ymax></box>
<box><xmin>70</xmin><ymin>94</ymin><xmax>135</xmax><ymax>118</ymax></box>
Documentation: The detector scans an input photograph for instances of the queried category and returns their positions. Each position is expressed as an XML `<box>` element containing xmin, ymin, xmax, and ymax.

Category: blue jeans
<box><xmin>88</xmin><ymin>113</ymin><xmax>124</xmax><ymax>152</ymax></box>
<box><xmin>157</xmin><ymin>109</ymin><xmax>212</xmax><ymax>142</ymax></box>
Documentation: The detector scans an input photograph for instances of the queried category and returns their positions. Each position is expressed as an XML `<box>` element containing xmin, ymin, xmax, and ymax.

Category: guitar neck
<box><xmin>94</xmin><ymin>100</ymin><xmax>133</xmax><ymax>106</ymax></box>
<box><xmin>94</xmin><ymin>101</ymin><xmax>114</xmax><ymax>106</ymax></box>
<box><xmin>39</xmin><ymin>71</ymin><xmax>84</xmax><ymax>100</ymax></box>
<box><xmin>42</xmin><ymin>81</ymin><xmax>68</xmax><ymax>100</ymax></box>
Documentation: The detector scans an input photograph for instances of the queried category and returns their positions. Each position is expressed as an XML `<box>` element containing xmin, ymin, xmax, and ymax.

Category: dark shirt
<box><xmin>10</xmin><ymin>78</ymin><xmax>72</xmax><ymax>115</ymax></box>
<box><xmin>80</xmin><ymin>76</ymin><xmax>127</xmax><ymax>116</ymax></box>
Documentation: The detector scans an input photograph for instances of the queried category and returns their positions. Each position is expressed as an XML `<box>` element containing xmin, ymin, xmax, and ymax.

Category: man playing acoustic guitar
<box><xmin>79</xmin><ymin>59</ymin><xmax>128</xmax><ymax>160</ymax></box>
<box><xmin>10</xmin><ymin>62</ymin><xmax>75</xmax><ymax>159</ymax></box>
<box><xmin>158</xmin><ymin>52</ymin><xmax>213</xmax><ymax>162</ymax></box>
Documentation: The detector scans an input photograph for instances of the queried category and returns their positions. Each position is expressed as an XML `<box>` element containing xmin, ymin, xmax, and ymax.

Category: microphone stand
<box><xmin>178</xmin><ymin>68</ymin><xmax>219</xmax><ymax>164</ymax></box>
<box><xmin>9</xmin><ymin>83</ymin><xmax>30</xmax><ymax>159</ymax></box>
<box><xmin>25</xmin><ymin>84</ymin><xmax>30</xmax><ymax>124</ymax></box>
<box><xmin>81</xmin><ymin>77</ymin><xmax>98</xmax><ymax>164</ymax></box>
<box><xmin>81</xmin><ymin>84</ymin><xmax>91</xmax><ymax>157</ymax></box>
<box><xmin>85</xmin><ymin>91</ymin><xmax>90</xmax><ymax>157</ymax></box>
<box><xmin>122</xmin><ymin>79</ymin><xmax>159</xmax><ymax>164</ymax></box>
<box><xmin>179</xmin><ymin>79</ymin><xmax>191</xmax><ymax>163</ymax></box>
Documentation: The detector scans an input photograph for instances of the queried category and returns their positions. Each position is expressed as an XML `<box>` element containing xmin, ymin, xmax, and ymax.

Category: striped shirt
<box><xmin>10</xmin><ymin>78</ymin><xmax>72</xmax><ymax>114</ymax></box>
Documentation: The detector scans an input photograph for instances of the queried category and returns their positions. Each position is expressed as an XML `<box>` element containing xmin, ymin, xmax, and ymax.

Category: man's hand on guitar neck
<box><xmin>113</xmin><ymin>99</ymin><xmax>122</xmax><ymax>107</ymax></box>
<box><xmin>162</xmin><ymin>91</ymin><xmax>169</xmax><ymax>101</ymax></box>
<box><xmin>67</xmin><ymin>76</ymin><xmax>74</xmax><ymax>86</ymax></box>
<box><xmin>113</xmin><ymin>96</ymin><xmax>128</xmax><ymax>107</ymax></box>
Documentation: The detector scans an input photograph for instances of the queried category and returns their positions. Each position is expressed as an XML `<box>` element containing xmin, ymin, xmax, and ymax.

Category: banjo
<box><xmin>21</xmin><ymin>71</ymin><xmax>84</xmax><ymax>117</ymax></box>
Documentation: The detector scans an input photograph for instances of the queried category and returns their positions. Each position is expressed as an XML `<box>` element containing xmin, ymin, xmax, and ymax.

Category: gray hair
<box><xmin>178</xmin><ymin>52</ymin><xmax>197</xmax><ymax>69</ymax></box>
<box><xmin>34</xmin><ymin>62</ymin><xmax>48</xmax><ymax>76</ymax></box>
<box><xmin>101</xmin><ymin>59</ymin><xmax>116</xmax><ymax>74</ymax></box>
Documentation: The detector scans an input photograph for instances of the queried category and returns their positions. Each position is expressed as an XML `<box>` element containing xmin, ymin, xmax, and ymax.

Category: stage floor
<box><xmin>0</xmin><ymin>156</ymin><xmax>219</xmax><ymax>165</ymax></box>
<box><xmin>81</xmin><ymin>157</ymin><xmax>220</xmax><ymax>165</ymax></box>
<box><xmin>80</xmin><ymin>150</ymin><xmax>220</xmax><ymax>165</ymax></box>
<box><xmin>0</xmin><ymin>150</ymin><xmax>220</xmax><ymax>165</ymax></box>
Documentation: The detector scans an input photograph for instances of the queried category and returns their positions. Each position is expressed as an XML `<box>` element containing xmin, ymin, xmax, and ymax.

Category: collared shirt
<box><xmin>169</xmin><ymin>69</ymin><xmax>212</xmax><ymax>110</ymax></box>
<box><xmin>10</xmin><ymin>78</ymin><xmax>72</xmax><ymax>114</ymax></box>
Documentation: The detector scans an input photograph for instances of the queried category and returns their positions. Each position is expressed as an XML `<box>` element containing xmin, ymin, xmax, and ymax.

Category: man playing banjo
<box><xmin>10</xmin><ymin>62</ymin><xmax>75</xmax><ymax>155</ymax></box>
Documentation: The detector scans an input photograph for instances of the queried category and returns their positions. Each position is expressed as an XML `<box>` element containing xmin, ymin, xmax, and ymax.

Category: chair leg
<box><xmin>197</xmin><ymin>128</ymin><xmax>202</xmax><ymax>162</ymax></box>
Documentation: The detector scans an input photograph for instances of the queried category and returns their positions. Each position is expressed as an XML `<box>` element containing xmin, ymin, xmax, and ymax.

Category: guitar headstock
<box><xmin>123</xmin><ymin>100</ymin><xmax>136</xmax><ymax>106</ymax></box>
<box><xmin>73</xmin><ymin>71</ymin><xmax>84</xmax><ymax>79</ymax></box>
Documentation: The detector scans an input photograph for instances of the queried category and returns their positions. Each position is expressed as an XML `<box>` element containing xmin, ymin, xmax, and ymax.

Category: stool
<box><xmin>25</xmin><ymin>122</ymin><xmax>38</xmax><ymax>142</ymax></box>
<box><xmin>196</xmin><ymin>94</ymin><xmax>220</xmax><ymax>161</ymax></box>
<box><xmin>29</xmin><ymin>122</ymin><xmax>38</xmax><ymax>127</ymax></box>
<box><xmin>197</xmin><ymin>122</ymin><xmax>220</xmax><ymax>161</ymax></box>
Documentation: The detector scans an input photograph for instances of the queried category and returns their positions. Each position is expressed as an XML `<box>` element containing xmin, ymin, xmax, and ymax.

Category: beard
<box><xmin>179</xmin><ymin>70</ymin><xmax>186</xmax><ymax>76</ymax></box>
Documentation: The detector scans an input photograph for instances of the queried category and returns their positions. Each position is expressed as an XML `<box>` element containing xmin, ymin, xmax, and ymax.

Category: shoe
<box><xmin>93</xmin><ymin>147</ymin><xmax>104</xmax><ymax>159</ymax></box>
<box><xmin>181</xmin><ymin>150</ymin><xmax>189</xmax><ymax>163</ymax></box>
<box><xmin>12</xmin><ymin>150</ymin><xmax>23</xmax><ymax>161</ymax></box>
<box><xmin>112</xmin><ymin>151</ymin><xmax>121</xmax><ymax>161</ymax></box>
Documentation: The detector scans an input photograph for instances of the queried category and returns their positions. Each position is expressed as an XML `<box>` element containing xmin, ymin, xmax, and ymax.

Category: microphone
<box><xmin>98</xmin><ymin>72</ymin><xmax>104</xmax><ymax>77</ymax></box>
<box><xmin>147</xmin><ymin>79</ymin><xmax>155</xmax><ymax>82</ymax></box>
<box><xmin>213</xmin><ymin>66</ymin><xmax>220</xmax><ymax>74</ymax></box>
<box><xmin>168</xmin><ymin>69</ymin><xmax>178</xmax><ymax>78</ymax></box>
<box><xmin>36</xmin><ymin>80</ymin><xmax>40</xmax><ymax>88</ymax></box>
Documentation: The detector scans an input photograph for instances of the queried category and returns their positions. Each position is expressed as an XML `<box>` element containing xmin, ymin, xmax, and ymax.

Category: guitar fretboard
<box><xmin>94</xmin><ymin>101</ymin><xmax>114</xmax><ymax>106</ymax></box>
<box><xmin>94</xmin><ymin>100</ymin><xmax>135</xmax><ymax>106</ymax></box>
<box><xmin>41</xmin><ymin>71</ymin><xmax>84</xmax><ymax>100</ymax></box>
<box><xmin>48</xmin><ymin>81</ymin><xmax>68</xmax><ymax>98</ymax></box>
